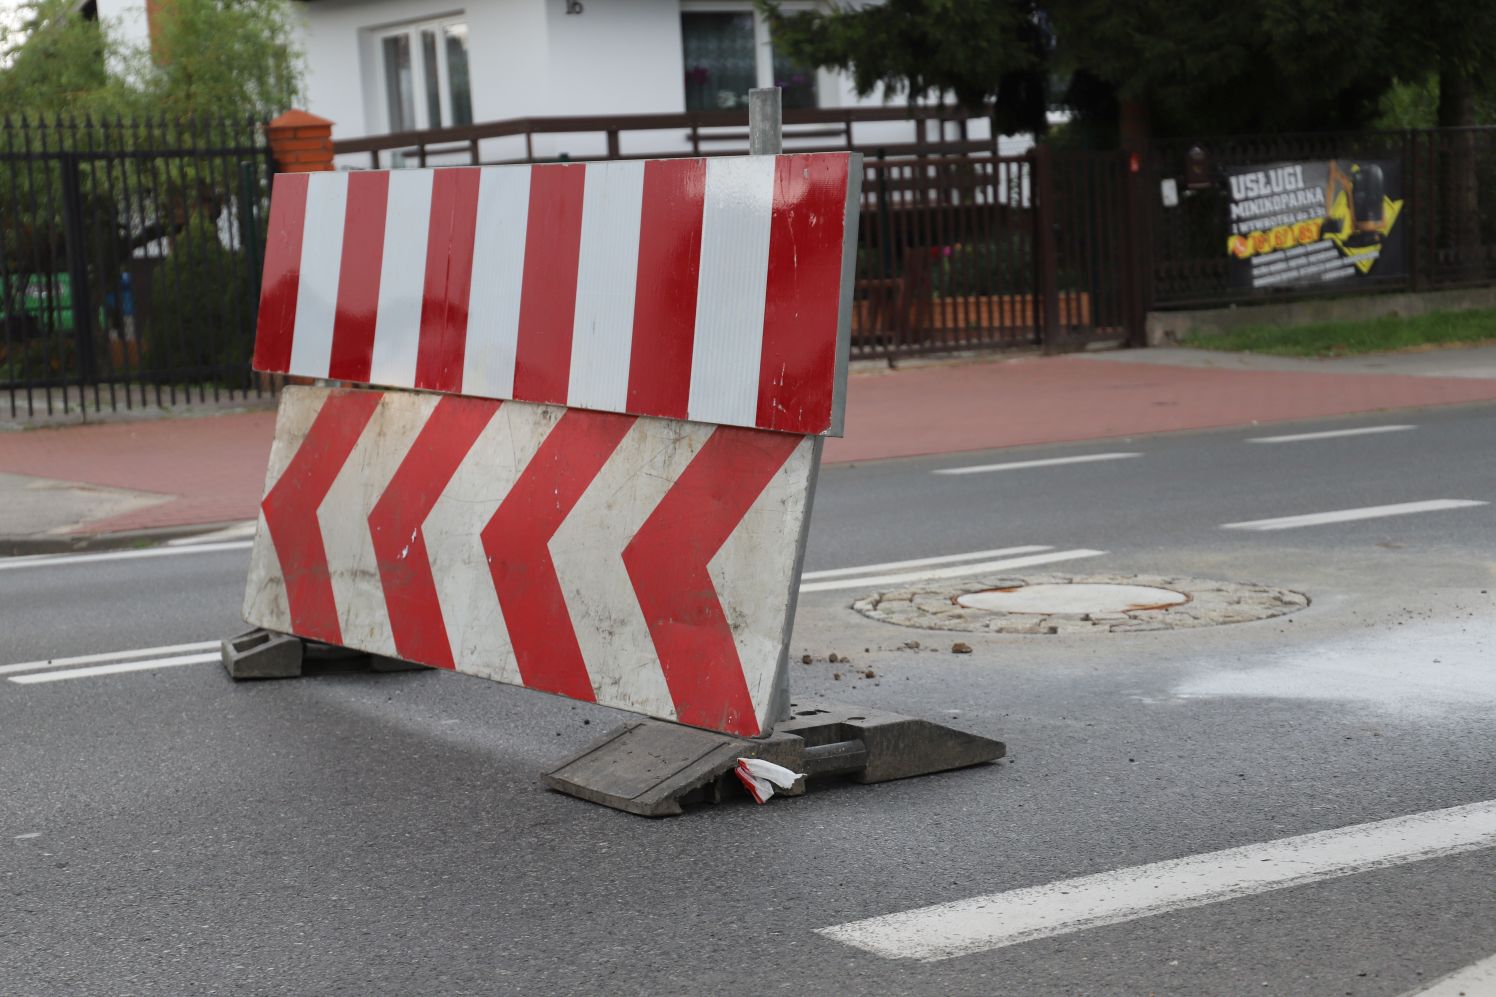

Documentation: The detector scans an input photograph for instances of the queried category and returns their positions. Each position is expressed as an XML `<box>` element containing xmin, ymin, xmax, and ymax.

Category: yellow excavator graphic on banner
<box><xmin>1321</xmin><ymin>161</ymin><xmax>1403</xmax><ymax>272</ymax></box>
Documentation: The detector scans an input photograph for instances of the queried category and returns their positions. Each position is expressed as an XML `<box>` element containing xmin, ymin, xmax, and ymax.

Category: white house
<box><xmin>95</xmin><ymin>0</ymin><xmax>1024</xmax><ymax>163</ymax></box>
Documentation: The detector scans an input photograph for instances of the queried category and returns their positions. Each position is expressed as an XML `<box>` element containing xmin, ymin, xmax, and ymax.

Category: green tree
<box><xmin>760</xmin><ymin>0</ymin><xmax>1049</xmax><ymax>135</ymax></box>
<box><xmin>0</xmin><ymin>0</ymin><xmax>303</xmax><ymax>119</ymax></box>
<box><xmin>760</xmin><ymin>0</ymin><xmax>1460</xmax><ymax>147</ymax></box>
<box><xmin>144</xmin><ymin>0</ymin><xmax>302</xmax><ymax>119</ymax></box>
<box><xmin>0</xmin><ymin>0</ymin><xmax>125</xmax><ymax>116</ymax></box>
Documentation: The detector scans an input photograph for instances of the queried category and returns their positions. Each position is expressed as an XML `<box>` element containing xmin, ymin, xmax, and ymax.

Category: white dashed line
<box><xmin>0</xmin><ymin>541</ymin><xmax>253</xmax><ymax>572</ymax></box>
<box><xmin>1222</xmin><ymin>500</ymin><xmax>1487</xmax><ymax>531</ymax></box>
<box><xmin>9</xmin><ymin>652</ymin><xmax>221</xmax><ymax>684</ymax></box>
<box><xmin>819</xmin><ymin>799</ymin><xmax>1496</xmax><ymax>962</ymax></box>
<box><xmin>801</xmin><ymin>546</ymin><xmax>1051</xmax><ymax>581</ymax></box>
<box><xmin>0</xmin><ymin>640</ymin><xmax>220</xmax><ymax>677</ymax></box>
<box><xmin>933</xmin><ymin>453</ymin><xmax>1142</xmax><ymax>476</ymax></box>
<box><xmin>799</xmin><ymin>549</ymin><xmax>1106</xmax><ymax>594</ymax></box>
<box><xmin>1247</xmin><ymin>425</ymin><xmax>1416</xmax><ymax>443</ymax></box>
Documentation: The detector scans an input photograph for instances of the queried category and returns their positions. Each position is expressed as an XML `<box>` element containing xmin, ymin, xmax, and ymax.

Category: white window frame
<box><xmin>374</xmin><ymin>13</ymin><xmax>469</xmax><ymax>133</ymax></box>
<box><xmin>680</xmin><ymin>1</ymin><xmax>826</xmax><ymax>108</ymax></box>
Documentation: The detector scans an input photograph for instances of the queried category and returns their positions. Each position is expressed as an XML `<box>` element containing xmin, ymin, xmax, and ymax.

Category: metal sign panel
<box><xmin>253</xmin><ymin>154</ymin><xmax>861</xmax><ymax>437</ymax></box>
<box><xmin>243</xmin><ymin>386</ymin><xmax>816</xmax><ymax>737</ymax></box>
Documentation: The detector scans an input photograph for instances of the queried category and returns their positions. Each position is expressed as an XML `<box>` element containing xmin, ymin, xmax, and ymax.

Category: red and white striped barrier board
<box><xmin>243</xmin><ymin>386</ymin><xmax>816</xmax><ymax>737</ymax></box>
<box><xmin>253</xmin><ymin>154</ymin><xmax>860</xmax><ymax>437</ymax></box>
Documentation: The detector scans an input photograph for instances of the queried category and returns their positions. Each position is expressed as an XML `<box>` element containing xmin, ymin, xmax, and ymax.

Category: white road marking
<box><xmin>1222</xmin><ymin>500</ymin><xmax>1487</xmax><ymax>531</ymax></box>
<box><xmin>801</xmin><ymin>546</ymin><xmax>1051</xmax><ymax>581</ymax></box>
<box><xmin>818</xmin><ymin>798</ymin><xmax>1496</xmax><ymax>962</ymax></box>
<box><xmin>0</xmin><ymin>640</ymin><xmax>220</xmax><ymax>677</ymax></box>
<box><xmin>0</xmin><ymin>541</ymin><xmax>252</xmax><ymax>571</ymax></box>
<box><xmin>1408</xmin><ymin>953</ymin><xmax>1496</xmax><ymax>995</ymax></box>
<box><xmin>1247</xmin><ymin>424</ymin><xmax>1416</xmax><ymax>444</ymax></box>
<box><xmin>10</xmin><ymin>652</ymin><xmax>220</xmax><ymax>684</ymax></box>
<box><xmin>933</xmin><ymin>453</ymin><xmax>1141</xmax><ymax>476</ymax></box>
<box><xmin>799</xmin><ymin>549</ymin><xmax>1105</xmax><ymax>593</ymax></box>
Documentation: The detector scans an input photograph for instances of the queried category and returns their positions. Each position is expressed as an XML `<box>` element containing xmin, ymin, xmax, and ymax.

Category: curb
<box><xmin>0</xmin><ymin>520</ymin><xmax>252</xmax><ymax>558</ymax></box>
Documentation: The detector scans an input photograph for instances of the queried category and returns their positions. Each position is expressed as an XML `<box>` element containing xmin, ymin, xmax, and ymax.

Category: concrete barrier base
<box><xmin>544</xmin><ymin>700</ymin><xmax>1005</xmax><ymax>817</ymax></box>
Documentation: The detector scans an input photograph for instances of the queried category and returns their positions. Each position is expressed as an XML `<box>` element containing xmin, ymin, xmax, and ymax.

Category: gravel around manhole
<box><xmin>852</xmin><ymin>573</ymin><xmax>1309</xmax><ymax>634</ymax></box>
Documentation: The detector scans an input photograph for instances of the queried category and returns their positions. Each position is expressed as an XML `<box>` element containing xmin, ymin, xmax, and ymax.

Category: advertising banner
<box><xmin>1225</xmin><ymin>159</ymin><xmax>1405</xmax><ymax>290</ymax></box>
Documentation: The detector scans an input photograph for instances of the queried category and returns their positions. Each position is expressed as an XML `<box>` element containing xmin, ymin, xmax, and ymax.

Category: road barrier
<box><xmin>229</xmin><ymin>89</ymin><xmax>1001</xmax><ymax>815</ymax></box>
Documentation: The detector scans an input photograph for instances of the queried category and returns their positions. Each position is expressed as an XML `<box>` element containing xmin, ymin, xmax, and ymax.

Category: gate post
<box><xmin>1121</xmin><ymin>149</ymin><xmax>1151</xmax><ymax>348</ymax></box>
<box><xmin>58</xmin><ymin>153</ymin><xmax>97</xmax><ymax>387</ymax></box>
<box><xmin>1031</xmin><ymin>144</ymin><xmax>1061</xmax><ymax>352</ymax></box>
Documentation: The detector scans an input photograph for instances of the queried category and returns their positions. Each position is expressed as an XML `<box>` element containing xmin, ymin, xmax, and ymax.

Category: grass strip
<box><xmin>1179</xmin><ymin>308</ymin><xmax>1496</xmax><ymax>357</ymax></box>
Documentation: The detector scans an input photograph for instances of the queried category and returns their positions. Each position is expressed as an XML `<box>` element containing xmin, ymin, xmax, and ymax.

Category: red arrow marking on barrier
<box><xmin>369</xmin><ymin>395</ymin><xmax>497</xmax><ymax>669</ymax></box>
<box><xmin>261</xmin><ymin>390</ymin><xmax>384</xmax><ymax>644</ymax></box>
<box><xmin>623</xmin><ymin>426</ymin><xmax>802</xmax><ymax>736</ymax></box>
<box><xmin>482</xmin><ymin>408</ymin><xmax>633</xmax><ymax>701</ymax></box>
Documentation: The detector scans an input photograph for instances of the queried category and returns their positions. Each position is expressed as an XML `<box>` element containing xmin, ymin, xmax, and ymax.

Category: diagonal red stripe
<box><xmin>626</xmin><ymin>158</ymin><xmax>705</xmax><ymax>420</ymax></box>
<box><xmin>513</xmin><ymin>163</ymin><xmax>586</xmax><ymax>405</ymax></box>
<box><xmin>622</xmin><ymin>426</ymin><xmax>803</xmax><ymax>736</ymax></box>
<box><xmin>481</xmin><ymin>408</ymin><xmax>632</xmax><ymax>701</ymax></box>
<box><xmin>415</xmin><ymin>167</ymin><xmax>482</xmax><ymax>394</ymax></box>
<box><xmin>261</xmin><ymin>390</ymin><xmax>384</xmax><ymax>644</ymax></box>
<box><xmin>328</xmin><ymin>171</ymin><xmax>390</xmax><ymax>383</ymax></box>
<box><xmin>368</xmin><ymin>395</ymin><xmax>497</xmax><ymax>669</ymax></box>
<box><xmin>756</xmin><ymin>154</ymin><xmax>850</xmax><ymax>434</ymax></box>
<box><xmin>253</xmin><ymin>172</ymin><xmax>310</xmax><ymax>373</ymax></box>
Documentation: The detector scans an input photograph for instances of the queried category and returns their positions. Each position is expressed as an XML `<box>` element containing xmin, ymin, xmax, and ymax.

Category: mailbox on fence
<box><xmin>226</xmin><ymin>90</ymin><xmax>1001</xmax><ymax>816</ymax></box>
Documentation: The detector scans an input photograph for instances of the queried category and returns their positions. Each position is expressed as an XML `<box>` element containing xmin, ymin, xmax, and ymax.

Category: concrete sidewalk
<box><xmin>5</xmin><ymin>345</ymin><xmax>1496</xmax><ymax>548</ymax></box>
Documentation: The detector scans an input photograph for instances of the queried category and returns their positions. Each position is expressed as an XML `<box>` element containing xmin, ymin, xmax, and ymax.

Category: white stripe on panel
<box><xmin>567</xmin><ymin>160</ymin><xmax>646</xmax><ymax>412</ymax></box>
<box><xmin>287</xmin><ymin>172</ymin><xmax>349</xmax><ymax>378</ymax></box>
<box><xmin>550</xmin><ymin>416</ymin><xmax>710</xmax><ymax>721</ymax></box>
<box><xmin>316</xmin><ymin>392</ymin><xmax>438</xmax><ymax>658</ymax></box>
<box><xmin>462</xmin><ymin>166</ymin><xmax>531</xmax><ymax>399</ymax></box>
<box><xmin>425</xmin><ymin>403</ymin><xmax>549</xmax><ymax>687</ymax></box>
<box><xmin>368</xmin><ymin>169</ymin><xmax>435</xmax><ymax>387</ymax></box>
<box><xmin>687</xmin><ymin>156</ymin><xmax>776</xmax><ymax>427</ymax></box>
<box><xmin>242</xmin><ymin>387</ymin><xmax>333</xmax><ymax>628</ymax></box>
<box><xmin>708</xmin><ymin>435</ymin><xmax>817</xmax><ymax>732</ymax></box>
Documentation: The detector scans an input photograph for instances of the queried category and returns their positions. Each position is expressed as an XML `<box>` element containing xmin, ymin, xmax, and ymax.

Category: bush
<box><xmin>143</xmin><ymin>214</ymin><xmax>257</xmax><ymax>379</ymax></box>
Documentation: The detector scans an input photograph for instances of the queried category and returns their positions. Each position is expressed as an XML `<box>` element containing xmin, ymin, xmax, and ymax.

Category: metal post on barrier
<box><xmin>223</xmin><ymin>86</ymin><xmax>1002</xmax><ymax>817</ymax></box>
<box><xmin>748</xmin><ymin>87</ymin><xmax>782</xmax><ymax>156</ymax></box>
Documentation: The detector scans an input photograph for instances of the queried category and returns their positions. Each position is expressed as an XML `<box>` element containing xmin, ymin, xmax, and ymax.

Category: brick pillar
<box><xmin>267</xmin><ymin>110</ymin><xmax>335</xmax><ymax>173</ymax></box>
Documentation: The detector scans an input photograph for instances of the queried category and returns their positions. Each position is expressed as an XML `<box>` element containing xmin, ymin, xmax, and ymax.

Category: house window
<box><xmin>681</xmin><ymin>6</ymin><xmax>818</xmax><ymax>112</ymax></box>
<box><xmin>378</xmin><ymin>17</ymin><xmax>472</xmax><ymax>132</ymax></box>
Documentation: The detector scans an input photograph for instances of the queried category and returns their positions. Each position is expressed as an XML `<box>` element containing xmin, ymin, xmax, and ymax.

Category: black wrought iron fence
<box><xmin>0</xmin><ymin>116</ymin><xmax>274</xmax><ymax>417</ymax></box>
<box><xmin>851</xmin><ymin>152</ymin><xmax>1037</xmax><ymax>358</ymax></box>
<box><xmin>1146</xmin><ymin>128</ymin><xmax>1496</xmax><ymax>309</ymax></box>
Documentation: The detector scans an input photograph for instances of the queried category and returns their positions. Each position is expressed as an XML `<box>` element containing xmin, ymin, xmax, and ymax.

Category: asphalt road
<box><xmin>3</xmin><ymin>403</ymin><xmax>1495</xmax><ymax>996</ymax></box>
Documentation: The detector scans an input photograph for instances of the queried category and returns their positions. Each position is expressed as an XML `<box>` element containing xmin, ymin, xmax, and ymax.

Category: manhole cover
<box><xmin>853</xmin><ymin>573</ymin><xmax>1308</xmax><ymax>634</ymax></box>
<box><xmin>956</xmin><ymin>583</ymin><xmax>1188</xmax><ymax>615</ymax></box>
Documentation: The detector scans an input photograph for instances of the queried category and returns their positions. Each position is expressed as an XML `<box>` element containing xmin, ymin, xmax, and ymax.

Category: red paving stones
<box><xmin>824</xmin><ymin>355</ymin><xmax>1496</xmax><ymax>464</ymax></box>
<box><xmin>0</xmin><ymin>411</ymin><xmax>276</xmax><ymax>534</ymax></box>
<box><xmin>3</xmin><ymin>353</ymin><xmax>1496</xmax><ymax>536</ymax></box>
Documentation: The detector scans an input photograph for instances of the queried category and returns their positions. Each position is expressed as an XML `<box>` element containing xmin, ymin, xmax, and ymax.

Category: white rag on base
<box><xmin>734</xmin><ymin>757</ymin><xmax>805</xmax><ymax>804</ymax></box>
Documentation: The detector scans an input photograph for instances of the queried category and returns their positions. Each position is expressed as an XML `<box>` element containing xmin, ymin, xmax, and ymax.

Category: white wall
<box><xmin>294</xmin><ymin>0</ymin><xmax>1013</xmax><ymax>164</ymax></box>
<box><xmin>93</xmin><ymin>0</ymin><xmax>150</xmax><ymax>76</ymax></box>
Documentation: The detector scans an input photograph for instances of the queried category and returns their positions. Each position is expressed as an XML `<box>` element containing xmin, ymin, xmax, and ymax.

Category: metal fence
<box><xmin>0</xmin><ymin>116</ymin><xmax>273</xmax><ymax>417</ymax></box>
<box><xmin>849</xmin><ymin>148</ymin><xmax>1136</xmax><ymax>360</ymax></box>
<box><xmin>1146</xmin><ymin>128</ymin><xmax>1496</xmax><ymax>309</ymax></box>
<box><xmin>332</xmin><ymin>105</ymin><xmax>997</xmax><ymax>168</ymax></box>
